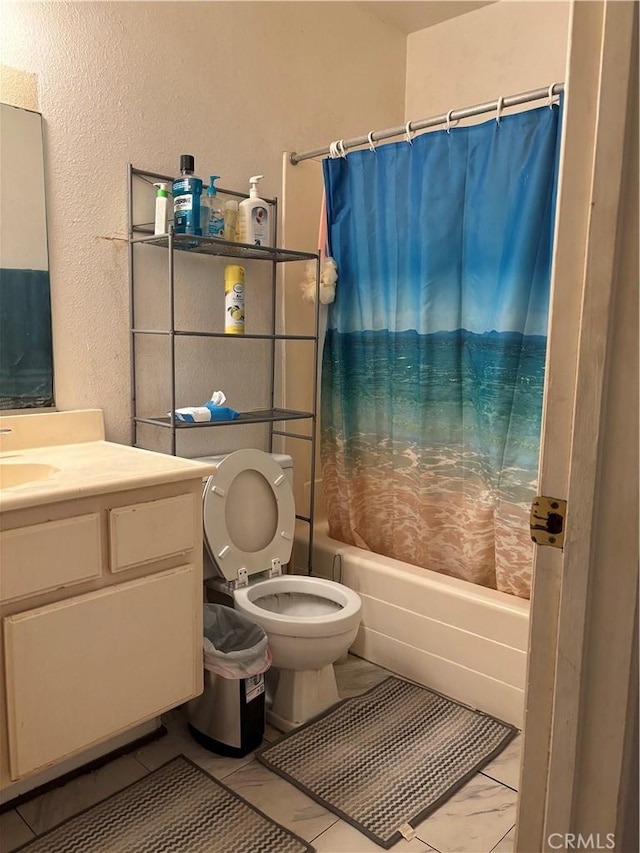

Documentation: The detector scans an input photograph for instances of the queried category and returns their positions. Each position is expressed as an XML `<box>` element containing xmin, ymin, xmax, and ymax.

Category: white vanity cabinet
<box><xmin>0</xmin><ymin>480</ymin><xmax>204</xmax><ymax>790</ymax></box>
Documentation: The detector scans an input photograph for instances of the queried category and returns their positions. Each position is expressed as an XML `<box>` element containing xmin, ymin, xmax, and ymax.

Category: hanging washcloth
<box><xmin>300</xmin><ymin>189</ymin><xmax>338</xmax><ymax>304</ymax></box>
<box><xmin>318</xmin><ymin>188</ymin><xmax>328</xmax><ymax>262</ymax></box>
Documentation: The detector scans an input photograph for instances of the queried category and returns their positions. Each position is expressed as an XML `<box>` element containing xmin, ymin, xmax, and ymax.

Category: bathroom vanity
<box><xmin>0</xmin><ymin>410</ymin><xmax>214</xmax><ymax>797</ymax></box>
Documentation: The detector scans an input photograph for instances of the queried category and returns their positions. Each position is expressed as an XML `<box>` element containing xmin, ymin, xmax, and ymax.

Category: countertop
<box><xmin>0</xmin><ymin>410</ymin><xmax>216</xmax><ymax>513</ymax></box>
<box><xmin>0</xmin><ymin>440</ymin><xmax>215</xmax><ymax>512</ymax></box>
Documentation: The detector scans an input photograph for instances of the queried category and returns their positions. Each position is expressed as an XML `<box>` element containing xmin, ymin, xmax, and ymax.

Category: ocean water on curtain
<box><xmin>321</xmin><ymin>103</ymin><xmax>562</xmax><ymax>599</ymax></box>
<box><xmin>322</xmin><ymin>328</ymin><xmax>546</xmax><ymax>597</ymax></box>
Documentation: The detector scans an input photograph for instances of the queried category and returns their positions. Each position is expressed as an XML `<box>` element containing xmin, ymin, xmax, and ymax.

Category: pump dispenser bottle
<box><xmin>172</xmin><ymin>154</ymin><xmax>203</xmax><ymax>235</ymax></box>
<box><xmin>238</xmin><ymin>175</ymin><xmax>269</xmax><ymax>246</ymax></box>
<box><xmin>153</xmin><ymin>183</ymin><xmax>170</xmax><ymax>235</ymax></box>
<box><xmin>202</xmin><ymin>176</ymin><xmax>224</xmax><ymax>237</ymax></box>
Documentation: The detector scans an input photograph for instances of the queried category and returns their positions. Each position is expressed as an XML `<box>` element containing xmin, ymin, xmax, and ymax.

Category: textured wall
<box><xmin>0</xmin><ymin>2</ymin><xmax>406</xmax><ymax>447</ymax></box>
<box><xmin>405</xmin><ymin>1</ymin><xmax>570</xmax><ymax>122</ymax></box>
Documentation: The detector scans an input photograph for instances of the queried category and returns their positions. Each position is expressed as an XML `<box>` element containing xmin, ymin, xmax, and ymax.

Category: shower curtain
<box><xmin>321</xmin><ymin>103</ymin><xmax>562</xmax><ymax>598</ymax></box>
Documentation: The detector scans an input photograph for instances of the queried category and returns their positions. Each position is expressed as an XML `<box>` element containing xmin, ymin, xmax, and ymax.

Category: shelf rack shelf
<box><xmin>131</xmin><ymin>231</ymin><xmax>318</xmax><ymax>264</ymax></box>
<box><xmin>132</xmin><ymin>329</ymin><xmax>317</xmax><ymax>341</ymax></box>
<box><xmin>127</xmin><ymin>164</ymin><xmax>320</xmax><ymax>573</ymax></box>
<box><xmin>134</xmin><ymin>408</ymin><xmax>315</xmax><ymax>430</ymax></box>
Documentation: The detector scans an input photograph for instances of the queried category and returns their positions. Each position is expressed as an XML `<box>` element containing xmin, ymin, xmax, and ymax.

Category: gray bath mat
<box><xmin>257</xmin><ymin>676</ymin><xmax>518</xmax><ymax>849</ymax></box>
<box><xmin>16</xmin><ymin>755</ymin><xmax>313</xmax><ymax>853</ymax></box>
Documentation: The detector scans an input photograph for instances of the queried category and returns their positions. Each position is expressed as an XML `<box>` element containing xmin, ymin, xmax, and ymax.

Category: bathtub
<box><xmin>294</xmin><ymin>519</ymin><xmax>530</xmax><ymax>727</ymax></box>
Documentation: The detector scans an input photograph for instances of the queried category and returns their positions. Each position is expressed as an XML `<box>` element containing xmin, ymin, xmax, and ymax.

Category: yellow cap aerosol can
<box><xmin>224</xmin><ymin>265</ymin><xmax>245</xmax><ymax>334</ymax></box>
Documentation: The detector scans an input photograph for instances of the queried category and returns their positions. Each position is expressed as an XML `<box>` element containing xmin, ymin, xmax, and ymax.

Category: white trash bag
<box><xmin>202</xmin><ymin>604</ymin><xmax>271</xmax><ymax>679</ymax></box>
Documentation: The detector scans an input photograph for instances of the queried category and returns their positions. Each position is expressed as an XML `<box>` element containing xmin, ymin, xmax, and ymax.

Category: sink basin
<box><xmin>0</xmin><ymin>462</ymin><xmax>59</xmax><ymax>489</ymax></box>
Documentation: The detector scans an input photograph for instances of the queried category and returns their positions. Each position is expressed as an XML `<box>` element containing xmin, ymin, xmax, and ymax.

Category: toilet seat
<box><xmin>203</xmin><ymin>449</ymin><xmax>296</xmax><ymax>583</ymax></box>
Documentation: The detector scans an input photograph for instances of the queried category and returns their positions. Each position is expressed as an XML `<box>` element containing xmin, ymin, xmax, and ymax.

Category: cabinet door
<box><xmin>3</xmin><ymin>565</ymin><xmax>202</xmax><ymax>780</ymax></box>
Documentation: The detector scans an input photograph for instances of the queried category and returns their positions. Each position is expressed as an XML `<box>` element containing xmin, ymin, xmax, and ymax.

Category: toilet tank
<box><xmin>194</xmin><ymin>451</ymin><xmax>294</xmax><ymax>488</ymax></box>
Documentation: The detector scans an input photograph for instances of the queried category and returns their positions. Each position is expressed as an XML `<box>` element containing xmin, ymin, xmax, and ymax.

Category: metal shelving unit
<box><xmin>127</xmin><ymin>165</ymin><xmax>320</xmax><ymax>572</ymax></box>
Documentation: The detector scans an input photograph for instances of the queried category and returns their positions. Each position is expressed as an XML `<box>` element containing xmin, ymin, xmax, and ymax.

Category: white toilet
<box><xmin>198</xmin><ymin>448</ymin><xmax>362</xmax><ymax>731</ymax></box>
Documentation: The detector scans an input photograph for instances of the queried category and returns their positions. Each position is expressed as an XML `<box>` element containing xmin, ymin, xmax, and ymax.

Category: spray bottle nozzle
<box><xmin>153</xmin><ymin>182</ymin><xmax>170</xmax><ymax>197</ymax></box>
<box><xmin>207</xmin><ymin>176</ymin><xmax>220</xmax><ymax>196</ymax></box>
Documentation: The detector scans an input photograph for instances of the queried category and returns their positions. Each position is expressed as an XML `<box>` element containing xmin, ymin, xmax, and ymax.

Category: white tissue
<box><xmin>209</xmin><ymin>390</ymin><xmax>226</xmax><ymax>407</ymax></box>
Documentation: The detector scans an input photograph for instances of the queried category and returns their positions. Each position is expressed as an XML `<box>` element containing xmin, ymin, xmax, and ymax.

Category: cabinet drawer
<box><xmin>0</xmin><ymin>514</ymin><xmax>102</xmax><ymax>603</ymax></box>
<box><xmin>109</xmin><ymin>494</ymin><xmax>196</xmax><ymax>572</ymax></box>
<box><xmin>3</xmin><ymin>564</ymin><xmax>201</xmax><ymax>779</ymax></box>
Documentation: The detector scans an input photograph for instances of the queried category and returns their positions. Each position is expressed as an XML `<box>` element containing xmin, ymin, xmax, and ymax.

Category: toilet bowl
<box><xmin>234</xmin><ymin>575</ymin><xmax>361</xmax><ymax>730</ymax></box>
<box><xmin>197</xmin><ymin>448</ymin><xmax>362</xmax><ymax>730</ymax></box>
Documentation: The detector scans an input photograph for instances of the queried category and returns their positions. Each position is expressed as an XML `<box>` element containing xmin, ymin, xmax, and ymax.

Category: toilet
<box><xmin>197</xmin><ymin>448</ymin><xmax>362</xmax><ymax>731</ymax></box>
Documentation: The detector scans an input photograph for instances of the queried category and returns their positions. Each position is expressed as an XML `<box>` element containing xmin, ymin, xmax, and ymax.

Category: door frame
<box><xmin>516</xmin><ymin>1</ymin><xmax>638</xmax><ymax>850</ymax></box>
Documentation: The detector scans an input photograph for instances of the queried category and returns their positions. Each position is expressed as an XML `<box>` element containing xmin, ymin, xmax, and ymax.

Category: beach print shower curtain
<box><xmin>321</xmin><ymin>103</ymin><xmax>562</xmax><ymax>598</ymax></box>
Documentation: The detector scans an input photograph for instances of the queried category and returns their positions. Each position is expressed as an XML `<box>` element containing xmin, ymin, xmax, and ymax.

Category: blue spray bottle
<box><xmin>172</xmin><ymin>154</ymin><xmax>203</xmax><ymax>235</ymax></box>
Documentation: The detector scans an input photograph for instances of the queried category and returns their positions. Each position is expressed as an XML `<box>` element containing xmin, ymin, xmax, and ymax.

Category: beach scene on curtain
<box><xmin>321</xmin><ymin>103</ymin><xmax>562</xmax><ymax>598</ymax></box>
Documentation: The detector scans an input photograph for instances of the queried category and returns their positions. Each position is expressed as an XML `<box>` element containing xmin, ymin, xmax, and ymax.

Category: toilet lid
<box><xmin>202</xmin><ymin>449</ymin><xmax>296</xmax><ymax>583</ymax></box>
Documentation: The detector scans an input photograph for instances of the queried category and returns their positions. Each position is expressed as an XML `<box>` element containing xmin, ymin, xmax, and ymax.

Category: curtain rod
<box><xmin>289</xmin><ymin>83</ymin><xmax>564</xmax><ymax>165</ymax></box>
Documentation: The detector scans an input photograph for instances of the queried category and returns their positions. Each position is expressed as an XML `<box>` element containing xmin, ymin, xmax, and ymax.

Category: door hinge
<box><xmin>530</xmin><ymin>496</ymin><xmax>567</xmax><ymax>549</ymax></box>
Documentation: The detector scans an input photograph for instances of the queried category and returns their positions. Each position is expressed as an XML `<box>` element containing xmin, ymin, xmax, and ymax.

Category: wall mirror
<box><xmin>0</xmin><ymin>103</ymin><xmax>54</xmax><ymax>409</ymax></box>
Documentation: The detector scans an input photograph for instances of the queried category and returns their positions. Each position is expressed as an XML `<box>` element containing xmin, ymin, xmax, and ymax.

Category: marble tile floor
<box><xmin>0</xmin><ymin>656</ymin><xmax>521</xmax><ymax>853</ymax></box>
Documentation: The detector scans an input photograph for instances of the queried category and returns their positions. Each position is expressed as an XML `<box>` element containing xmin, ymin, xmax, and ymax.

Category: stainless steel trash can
<box><xmin>188</xmin><ymin>604</ymin><xmax>271</xmax><ymax>757</ymax></box>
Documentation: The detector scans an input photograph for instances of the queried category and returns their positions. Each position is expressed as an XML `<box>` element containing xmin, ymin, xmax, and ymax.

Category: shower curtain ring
<box><xmin>337</xmin><ymin>139</ymin><xmax>347</xmax><ymax>158</ymax></box>
<box><xmin>367</xmin><ymin>131</ymin><xmax>377</xmax><ymax>152</ymax></box>
<box><xmin>405</xmin><ymin>121</ymin><xmax>414</xmax><ymax>145</ymax></box>
<box><xmin>329</xmin><ymin>141</ymin><xmax>339</xmax><ymax>159</ymax></box>
<box><xmin>445</xmin><ymin>109</ymin><xmax>454</xmax><ymax>134</ymax></box>
<box><xmin>548</xmin><ymin>83</ymin><xmax>556</xmax><ymax>108</ymax></box>
<box><xmin>495</xmin><ymin>96</ymin><xmax>504</xmax><ymax>126</ymax></box>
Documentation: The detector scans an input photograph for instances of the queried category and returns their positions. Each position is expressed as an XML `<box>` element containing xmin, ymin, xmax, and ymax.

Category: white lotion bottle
<box><xmin>153</xmin><ymin>182</ymin><xmax>171</xmax><ymax>235</ymax></box>
<box><xmin>237</xmin><ymin>175</ymin><xmax>270</xmax><ymax>246</ymax></box>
